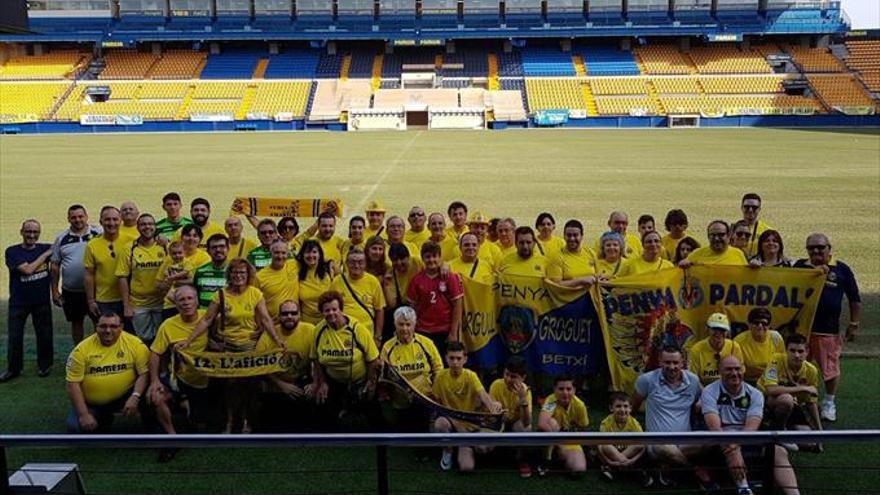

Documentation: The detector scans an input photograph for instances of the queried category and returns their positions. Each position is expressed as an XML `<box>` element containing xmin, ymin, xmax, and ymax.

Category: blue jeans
<box><xmin>6</xmin><ymin>303</ymin><xmax>53</xmax><ymax>373</ymax></box>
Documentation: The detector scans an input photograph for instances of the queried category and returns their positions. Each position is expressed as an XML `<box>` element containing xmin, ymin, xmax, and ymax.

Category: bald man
<box><xmin>595</xmin><ymin>211</ymin><xmax>642</xmax><ymax>258</ymax></box>
<box><xmin>119</xmin><ymin>201</ymin><xmax>140</xmax><ymax>245</ymax></box>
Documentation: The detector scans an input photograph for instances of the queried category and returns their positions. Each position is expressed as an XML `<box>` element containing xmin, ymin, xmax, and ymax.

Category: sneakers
<box><xmin>439</xmin><ymin>449</ymin><xmax>453</xmax><ymax>471</ymax></box>
<box><xmin>535</xmin><ymin>464</ymin><xmax>548</xmax><ymax>477</ymax></box>
<box><xmin>518</xmin><ymin>462</ymin><xmax>532</xmax><ymax>479</ymax></box>
<box><xmin>821</xmin><ymin>401</ymin><xmax>837</xmax><ymax>422</ymax></box>
<box><xmin>737</xmin><ymin>487</ymin><xmax>755</xmax><ymax>495</ymax></box>
<box><xmin>599</xmin><ymin>464</ymin><xmax>613</xmax><ymax>482</ymax></box>
<box><xmin>781</xmin><ymin>442</ymin><xmax>800</xmax><ymax>452</ymax></box>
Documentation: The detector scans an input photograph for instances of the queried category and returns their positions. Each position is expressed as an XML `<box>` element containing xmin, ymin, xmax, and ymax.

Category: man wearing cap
<box><xmin>497</xmin><ymin>227</ymin><xmax>547</xmax><ymax>278</ymax></box>
<box><xmin>365</xmin><ymin>200</ymin><xmax>388</xmax><ymax>240</ymax></box>
<box><xmin>467</xmin><ymin>212</ymin><xmax>503</xmax><ymax>269</ymax></box>
<box><xmin>426</xmin><ymin>213</ymin><xmax>459</xmax><ymax>263</ymax></box>
<box><xmin>445</xmin><ymin>201</ymin><xmax>469</xmax><ymax>241</ymax></box>
<box><xmin>680</xmin><ymin>220</ymin><xmax>748</xmax><ymax>268</ymax></box>
<box><xmin>793</xmin><ymin>233</ymin><xmax>860</xmax><ymax>422</ymax></box>
<box><xmin>594</xmin><ymin>212</ymin><xmax>642</xmax><ymax>259</ymax></box>
<box><xmin>547</xmin><ymin>219</ymin><xmax>597</xmax><ymax>289</ymax></box>
<box><xmin>405</xmin><ymin>207</ymin><xmax>431</xmax><ymax>249</ymax></box>
<box><xmin>740</xmin><ymin>193</ymin><xmax>773</xmax><ymax>259</ymax></box>
<box><xmin>687</xmin><ymin>313</ymin><xmax>744</xmax><ymax>385</ymax></box>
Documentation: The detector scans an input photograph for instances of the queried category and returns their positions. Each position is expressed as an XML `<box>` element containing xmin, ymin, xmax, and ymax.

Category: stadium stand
<box><xmin>660</xmin><ymin>95</ymin><xmax>822</xmax><ymax>115</ymax></box>
<box><xmin>524</xmin><ymin>79</ymin><xmax>586</xmax><ymax>111</ymax></box>
<box><xmin>808</xmin><ymin>74</ymin><xmax>876</xmax><ymax>110</ymax></box>
<box><xmin>0</xmin><ymin>82</ymin><xmax>70</xmax><ymax>122</ymax></box>
<box><xmin>634</xmin><ymin>45</ymin><xmax>695</xmax><ymax>75</ymax></box>
<box><xmin>688</xmin><ymin>45</ymin><xmax>772</xmax><ymax>74</ymax></box>
<box><xmin>588</xmin><ymin>77</ymin><xmax>648</xmax><ymax>95</ymax></box>
<box><xmin>99</xmin><ymin>50</ymin><xmax>158</xmax><ymax>79</ymax></box>
<box><xmin>316</xmin><ymin>53</ymin><xmax>343</xmax><ymax>78</ymax></box>
<box><xmin>594</xmin><ymin>96</ymin><xmax>659</xmax><ymax>116</ymax></box>
<box><xmin>498</xmin><ymin>51</ymin><xmax>524</xmax><ymax>77</ymax></box>
<box><xmin>521</xmin><ymin>47</ymin><xmax>576</xmax><ymax>76</ymax></box>
<box><xmin>0</xmin><ymin>50</ymin><xmax>87</xmax><ymax>79</ymax></box>
<box><xmin>348</xmin><ymin>50</ymin><xmax>377</xmax><ymax>78</ymax></box>
<box><xmin>489</xmin><ymin>90</ymin><xmax>528</xmax><ymax>121</ymax></box>
<box><xmin>148</xmin><ymin>50</ymin><xmax>206</xmax><ymax>79</ymax></box>
<box><xmin>844</xmin><ymin>40</ymin><xmax>880</xmax><ymax>92</ymax></box>
<box><xmin>373</xmin><ymin>88</ymin><xmax>459</xmax><ymax>109</ymax></box>
<box><xmin>500</xmin><ymin>78</ymin><xmax>529</xmax><ymax>111</ymax></box>
<box><xmin>785</xmin><ymin>45</ymin><xmax>847</xmax><ymax>72</ymax></box>
<box><xmin>200</xmin><ymin>50</ymin><xmax>262</xmax><ymax>79</ymax></box>
<box><xmin>580</xmin><ymin>46</ymin><xmax>640</xmax><ymax>76</ymax></box>
<box><xmin>652</xmin><ymin>77</ymin><xmax>703</xmax><ymax>94</ymax></box>
<box><xmin>699</xmin><ymin>76</ymin><xmax>785</xmax><ymax>94</ymax></box>
<box><xmin>264</xmin><ymin>49</ymin><xmax>320</xmax><ymax>79</ymax></box>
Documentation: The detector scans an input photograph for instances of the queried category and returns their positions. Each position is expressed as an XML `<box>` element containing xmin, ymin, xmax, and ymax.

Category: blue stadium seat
<box><xmin>316</xmin><ymin>53</ymin><xmax>343</xmax><ymax>78</ymax></box>
<box><xmin>264</xmin><ymin>49</ymin><xmax>320</xmax><ymax>79</ymax></box>
<box><xmin>521</xmin><ymin>47</ymin><xmax>575</xmax><ymax>77</ymax></box>
<box><xmin>498</xmin><ymin>51</ymin><xmax>523</xmax><ymax>77</ymax></box>
<box><xmin>200</xmin><ymin>50</ymin><xmax>262</xmax><ymax>79</ymax></box>
<box><xmin>581</xmin><ymin>45</ymin><xmax>640</xmax><ymax>76</ymax></box>
<box><xmin>348</xmin><ymin>50</ymin><xmax>377</xmax><ymax>78</ymax></box>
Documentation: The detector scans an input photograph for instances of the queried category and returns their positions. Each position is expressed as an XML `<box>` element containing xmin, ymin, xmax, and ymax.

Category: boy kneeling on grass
<box><xmin>536</xmin><ymin>375</ymin><xmax>588</xmax><ymax>478</ymax></box>
<box><xmin>597</xmin><ymin>391</ymin><xmax>651</xmax><ymax>486</ymax></box>
<box><xmin>432</xmin><ymin>341</ymin><xmax>503</xmax><ymax>472</ymax></box>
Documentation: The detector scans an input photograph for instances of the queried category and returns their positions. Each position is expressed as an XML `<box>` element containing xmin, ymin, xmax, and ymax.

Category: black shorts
<box><xmin>62</xmin><ymin>290</ymin><xmax>91</xmax><ymax>322</ymax></box>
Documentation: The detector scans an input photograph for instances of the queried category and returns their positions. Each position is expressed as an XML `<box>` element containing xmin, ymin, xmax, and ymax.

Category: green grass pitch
<box><xmin>0</xmin><ymin>128</ymin><xmax>878</xmax><ymax>494</ymax></box>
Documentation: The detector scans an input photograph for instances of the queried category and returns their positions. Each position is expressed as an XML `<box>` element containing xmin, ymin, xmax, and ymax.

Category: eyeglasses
<box><xmin>409</xmin><ymin>212</ymin><xmax>425</xmax><ymax>217</ymax></box>
<box><xmin>807</xmin><ymin>245</ymin><xmax>828</xmax><ymax>251</ymax></box>
<box><xmin>230</xmin><ymin>270</ymin><xmax>249</xmax><ymax>276</ymax></box>
<box><xmin>742</xmin><ymin>204</ymin><xmax>760</xmax><ymax>210</ymax></box>
<box><xmin>280</xmin><ymin>311</ymin><xmax>299</xmax><ymax>316</ymax></box>
<box><xmin>708</xmin><ymin>233</ymin><xmax>728</xmax><ymax>239</ymax></box>
<box><xmin>734</xmin><ymin>231</ymin><xmax>751</xmax><ymax>238</ymax></box>
<box><xmin>258</xmin><ymin>229</ymin><xmax>276</xmax><ymax>235</ymax></box>
<box><xmin>751</xmin><ymin>319</ymin><xmax>770</xmax><ymax>327</ymax></box>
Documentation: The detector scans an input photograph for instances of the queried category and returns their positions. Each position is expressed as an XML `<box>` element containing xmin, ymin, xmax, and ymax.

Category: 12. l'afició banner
<box><xmin>599</xmin><ymin>265</ymin><xmax>825</xmax><ymax>394</ymax></box>
<box><xmin>174</xmin><ymin>348</ymin><xmax>292</xmax><ymax>378</ymax></box>
<box><xmin>460</xmin><ymin>274</ymin><xmax>605</xmax><ymax>377</ymax></box>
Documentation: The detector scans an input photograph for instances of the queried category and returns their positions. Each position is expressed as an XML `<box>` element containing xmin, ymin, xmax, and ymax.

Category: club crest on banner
<box><xmin>497</xmin><ymin>305</ymin><xmax>537</xmax><ymax>354</ymax></box>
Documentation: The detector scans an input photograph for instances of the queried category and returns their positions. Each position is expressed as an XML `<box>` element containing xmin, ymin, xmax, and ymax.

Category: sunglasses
<box><xmin>259</xmin><ymin>229</ymin><xmax>276</xmax><ymax>235</ymax></box>
<box><xmin>742</xmin><ymin>204</ymin><xmax>760</xmax><ymax>210</ymax></box>
<box><xmin>108</xmin><ymin>243</ymin><xmax>116</xmax><ymax>258</ymax></box>
<box><xmin>409</xmin><ymin>212</ymin><xmax>425</xmax><ymax>217</ymax></box>
<box><xmin>280</xmin><ymin>311</ymin><xmax>299</xmax><ymax>316</ymax></box>
<box><xmin>807</xmin><ymin>245</ymin><xmax>828</xmax><ymax>251</ymax></box>
<box><xmin>734</xmin><ymin>231</ymin><xmax>751</xmax><ymax>238</ymax></box>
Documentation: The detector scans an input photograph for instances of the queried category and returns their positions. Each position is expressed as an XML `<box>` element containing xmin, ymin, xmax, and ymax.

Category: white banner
<box><xmin>190</xmin><ymin>113</ymin><xmax>234</xmax><ymax>122</ymax></box>
<box><xmin>274</xmin><ymin>112</ymin><xmax>295</xmax><ymax>122</ymax></box>
<box><xmin>80</xmin><ymin>115</ymin><xmax>117</xmax><ymax>126</ymax></box>
<box><xmin>115</xmin><ymin>115</ymin><xmax>144</xmax><ymax>126</ymax></box>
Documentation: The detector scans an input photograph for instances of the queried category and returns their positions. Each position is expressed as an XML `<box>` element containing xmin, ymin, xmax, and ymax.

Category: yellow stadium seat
<box><xmin>588</xmin><ymin>78</ymin><xmax>648</xmax><ymax>95</ymax></box>
<box><xmin>0</xmin><ymin>51</ymin><xmax>88</xmax><ymax>80</ymax></box>
<box><xmin>785</xmin><ymin>45</ymin><xmax>847</xmax><ymax>73</ymax></box>
<box><xmin>808</xmin><ymin>74</ymin><xmax>875</xmax><ymax>109</ymax></box>
<box><xmin>688</xmin><ymin>45</ymin><xmax>772</xmax><ymax>74</ymax></box>
<box><xmin>0</xmin><ymin>83</ymin><xmax>70</xmax><ymax>122</ymax></box>
<box><xmin>634</xmin><ymin>45</ymin><xmax>693</xmax><ymax>75</ymax></box>
<box><xmin>524</xmin><ymin>79</ymin><xmax>587</xmax><ymax>111</ymax></box>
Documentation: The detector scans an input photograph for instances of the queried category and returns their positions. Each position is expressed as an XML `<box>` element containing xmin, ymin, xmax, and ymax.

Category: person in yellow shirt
<box><xmin>65</xmin><ymin>312</ymin><xmax>150</xmax><ymax>433</ymax></box>
<box><xmin>118</xmin><ymin>201</ymin><xmax>140</xmax><ymax>246</ymax></box>
<box><xmin>277</xmin><ymin>217</ymin><xmax>311</xmax><ymax>256</ymax></box>
<box><xmin>687</xmin><ymin>313</ymin><xmax>745</xmax><ymax>385</ymax></box>
<box><xmin>445</xmin><ymin>201</ymin><xmax>470</xmax><ymax>241</ymax></box>
<box><xmin>661</xmin><ymin>209</ymin><xmax>693</xmax><ymax>261</ymax></box>
<box><xmin>116</xmin><ymin>213</ymin><xmax>166</xmax><ymax>343</ymax></box>
<box><xmin>224</xmin><ymin>216</ymin><xmax>258</xmax><ymax>260</ymax></box>
<box><xmin>365</xmin><ymin>199</ymin><xmax>388</xmax><ymax>240</ymax></box>
<box><xmin>156</xmin><ymin>233</ymin><xmax>211</xmax><ymax>319</ymax></box>
<box><xmin>497</xmin><ymin>227</ymin><xmax>547</xmax><ymax>278</ymax></box>
<box><xmin>432</xmin><ymin>341</ymin><xmax>502</xmax><ymax>472</ymax></box>
<box><xmin>741</xmin><ymin>193</ymin><xmax>773</xmax><ymax>259</ymax></box>
<box><xmin>381</xmin><ymin>306</ymin><xmax>443</xmax><ymax>427</ymax></box>
<box><xmin>535</xmin><ymin>213</ymin><xmax>565</xmax><ymax>259</ymax></box>
<box><xmin>547</xmin><ymin>220</ymin><xmax>597</xmax><ymax>289</ymax></box>
<box><xmin>449</xmin><ymin>233</ymin><xmax>494</xmax><ymax>285</ymax></box>
<box><xmin>84</xmin><ymin>206</ymin><xmax>126</xmax><ymax>319</ymax></box>
<box><xmin>467</xmin><ymin>211</ymin><xmax>502</xmax><ymax>268</ymax></box>
<box><xmin>759</xmin><ymin>333</ymin><xmax>822</xmax><ymax>438</ymax></box>
<box><xmin>680</xmin><ymin>220</ymin><xmax>748</xmax><ymax>268</ymax></box>
<box><xmin>536</xmin><ymin>375</ymin><xmax>589</xmax><ymax>477</ymax></box>
<box><xmin>311</xmin><ymin>291</ymin><xmax>381</xmax><ymax>431</ymax></box>
<box><xmin>255</xmin><ymin>240</ymin><xmax>300</xmax><ymax>323</ymax></box>
<box><xmin>673</xmin><ymin>236</ymin><xmax>701</xmax><ymax>265</ymax></box>
<box><xmin>383</xmin><ymin>243</ymin><xmax>423</xmax><ymax>312</ymax></box>
<box><xmin>426</xmin><ymin>212</ymin><xmax>459</xmax><ymax>263</ymax></box>
<box><xmin>597</xmin><ymin>392</ymin><xmax>647</xmax><ymax>484</ymax></box>
<box><xmin>494</xmin><ymin>218</ymin><xmax>517</xmax><ymax>258</ymax></box>
<box><xmin>595</xmin><ymin>211</ymin><xmax>642</xmax><ymax>259</ymax></box>
<box><xmin>617</xmin><ymin>231</ymin><xmax>674</xmax><ymax>278</ymax></box>
<box><xmin>405</xmin><ymin>207</ymin><xmax>431</xmax><ymax>248</ymax></box>
<box><xmin>734</xmin><ymin>307</ymin><xmax>784</xmax><ymax>383</ymax></box>
<box><xmin>341</xmin><ymin>216</ymin><xmax>367</xmax><ymax>261</ymax></box>
<box><xmin>296</xmin><ymin>240</ymin><xmax>335</xmax><ymax>324</ymax></box>
<box><xmin>386</xmin><ymin>215</ymin><xmax>420</xmax><ymax>260</ymax></box>
<box><xmin>314</xmin><ymin>212</ymin><xmax>347</xmax><ymax>271</ymax></box>
<box><xmin>488</xmin><ymin>356</ymin><xmax>533</xmax><ymax>477</ymax></box>
<box><xmin>147</xmin><ymin>286</ymin><xmax>213</xmax><ymax>441</ymax></box>
<box><xmin>595</xmin><ymin>232</ymin><xmax>629</xmax><ymax>279</ymax></box>
<box><xmin>260</xmin><ymin>299</ymin><xmax>318</xmax><ymax>432</ymax></box>
<box><xmin>730</xmin><ymin>220</ymin><xmax>752</xmax><ymax>255</ymax></box>
<box><xmin>329</xmin><ymin>249</ymin><xmax>386</xmax><ymax>340</ymax></box>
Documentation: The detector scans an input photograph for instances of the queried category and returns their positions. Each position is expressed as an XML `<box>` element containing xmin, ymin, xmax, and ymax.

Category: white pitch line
<box><xmin>347</xmin><ymin>130</ymin><xmax>423</xmax><ymax>221</ymax></box>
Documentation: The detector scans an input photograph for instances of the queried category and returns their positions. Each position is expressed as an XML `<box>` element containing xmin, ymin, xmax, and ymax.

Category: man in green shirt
<box><xmin>192</xmin><ymin>234</ymin><xmax>229</xmax><ymax>308</ymax></box>
<box><xmin>155</xmin><ymin>192</ymin><xmax>193</xmax><ymax>240</ymax></box>
<box><xmin>246</xmin><ymin>219</ymin><xmax>278</xmax><ymax>271</ymax></box>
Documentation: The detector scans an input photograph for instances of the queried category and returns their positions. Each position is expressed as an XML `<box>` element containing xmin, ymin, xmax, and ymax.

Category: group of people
<box><xmin>3</xmin><ymin>193</ymin><xmax>861</xmax><ymax>493</ymax></box>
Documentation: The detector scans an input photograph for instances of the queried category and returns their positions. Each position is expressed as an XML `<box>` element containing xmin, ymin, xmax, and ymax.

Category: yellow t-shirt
<box><xmin>445</xmin><ymin>225</ymin><xmax>469</xmax><ymax>242</ymax></box>
<box><xmin>228</xmin><ymin>237</ymin><xmax>259</xmax><ymax>259</ymax></box>
<box><xmin>661</xmin><ymin>233</ymin><xmax>694</xmax><ymax>261</ymax></box>
<box><xmin>449</xmin><ymin>257</ymin><xmax>495</xmax><ymax>285</ymax></box>
<box><xmin>150</xmin><ymin>311</ymin><xmax>209</xmax><ymax>388</ymax></box>
<box><xmin>429</xmin><ymin>235</ymin><xmax>460</xmax><ymax>263</ymax></box>
<box><xmin>432</xmin><ymin>368</ymin><xmax>485</xmax><ymax>412</ymax></box>
<box><xmin>745</xmin><ymin>220</ymin><xmax>772</xmax><ymax>259</ymax></box>
<box><xmin>734</xmin><ymin>330</ymin><xmax>785</xmax><ymax>383</ymax></box>
<box><xmin>118</xmin><ymin>225</ymin><xmax>139</xmax><ymax>246</ymax></box>
<box><xmin>385</xmin><ymin>240</ymin><xmax>420</xmax><ymax>263</ymax></box>
<box><xmin>298</xmin><ymin>267</ymin><xmax>334</xmax><ymax>324</ymax></box>
<box><xmin>536</xmin><ymin>235</ymin><xmax>565</xmax><ymax>260</ymax></box>
<box><xmin>365</xmin><ymin>225</ymin><xmax>388</xmax><ymax>240</ymax></box>
<box><xmin>686</xmin><ymin>246</ymin><xmax>748</xmax><ymax>266</ymax></box>
<box><xmin>156</xmin><ymin>250</ymin><xmax>212</xmax><ymax>309</ymax></box>
<box><xmin>382</xmin><ymin>334</ymin><xmax>444</xmax><ymax>396</ymax></box>
<box><xmin>174</xmin><ymin>221</ymin><xmax>226</xmax><ymax>250</ymax></box>
<box><xmin>83</xmin><ymin>236</ymin><xmax>127</xmax><ymax>303</ymax></box>
<box><xmin>477</xmin><ymin>241</ymin><xmax>503</xmax><ymax>268</ymax></box>
<box><xmin>757</xmin><ymin>352</ymin><xmax>820</xmax><ymax>404</ymax></box>
<box><xmin>595</xmin><ymin>257</ymin><xmax>628</xmax><ymax>278</ymax></box>
<box><xmin>404</xmin><ymin>229</ymin><xmax>432</xmax><ymax>249</ymax></box>
<box><xmin>387</xmin><ymin>259</ymin><xmax>422</xmax><ymax>307</ymax></box>
<box><xmin>546</xmin><ymin>246</ymin><xmax>597</xmax><ymax>281</ymax></box>
<box><xmin>315</xmin><ymin>235</ymin><xmax>345</xmax><ymax>266</ymax></box>
<box><xmin>599</xmin><ymin>414</ymin><xmax>643</xmax><ymax>450</ymax></box>
<box><xmin>594</xmin><ymin>232</ymin><xmax>643</xmax><ymax>259</ymax></box>
<box><xmin>489</xmin><ymin>378</ymin><xmax>533</xmax><ymax>424</ymax></box>
<box><xmin>541</xmin><ymin>394</ymin><xmax>589</xmax><ymax>431</ymax></box>
<box><xmin>495</xmin><ymin>241</ymin><xmax>517</xmax><ymax>258</ymax></box>
<box><xmin>617</xmin><ymin>256</ymin><xmax>674</xmax><ymax>278</ymax></box>
<box><xmin>213</xmin><ymin>286</ymin><xmax>265</xmax><ymax>351</ymax></box>
<box><xmin>66</xmin><ymin>332</ymin><xmax>149</xmax><ymax>406</ymax></box>
<box><xmin>114</xmin><ymin>242</ymin><xmax>166</xmax><ymax>307</ymax></box>
<box><xmin>340</xmin><ymin>238</ymin><xmax>365</xmax><ymax>262</ymax></box>
<box><xmin>688</xmin><ymin>338</ymin><xmax>745</xmax><ymax>385</ymax></box>
<box><xmin>329</xmin><ymin>273</ymin><xmax>386</xmax><ymax>335</ymax></box>
<box><xmin>255</xmin><ymin>260</ymin><xmax>300</xmax><ymax>321</ymax></box>
<box><xmin>257</xmin><ymin>321</ymin><xmax>316</xmax><ymax>383</ymax></box>
<box><xmin>497</xmin><ymin>252</ymin><xmax>547</xmax><ymax>277</ymax></box>
<box><xmin>311</xmin><ymin>318</ymin><xmax>379</xmax><ymax>384</ymax></box>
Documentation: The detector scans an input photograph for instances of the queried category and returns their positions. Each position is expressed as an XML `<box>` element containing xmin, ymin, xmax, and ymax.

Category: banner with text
<box><xmin>231</xmin><ymin>197</ymin><xmax>345</xmax><ymax>218</ymax></box>
<box><xmin>175</xmin><ymin>348</ymin><xmax>291</xmax><ymax>378</ymax></box>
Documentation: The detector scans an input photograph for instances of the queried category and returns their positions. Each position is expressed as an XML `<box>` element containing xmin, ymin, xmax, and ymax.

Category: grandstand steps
<box><xmin>371</xmin><ymin>54</ymin><xmax>383</xmax><ymax>92</ymax></box>
<box><xmin>253</xmin><ymin>59</ymin><xmax>269</xmax><ymax>79</ymax></box>
<box><xmin>236</xmin><ymin>85</ymin><xmax>257</xmax><ymax>119</ymax></box>
<box><xmin>140</xmin><ymin>57</ymin><xmax>162</xmax><ymax>79</ymax></box>
<box><xmin>633</xmin><ymin>52</ymin><xmax>648</xmax><ymax>75</ymax></box>
<box><xmin>46</xmin><ymin>81</ymin><xmax>78</xmax><ymax>120</ymax></box>
<box><xmin>646</xmin><ymin>80</ymin><xmax>666</xmax><ymax>115</ymax></box>
<box><xmin>175</xmin><ymin>85</ymin><xmax>196</xmax><ymax>120</ymax></box>
<box><xmin>580</xmin><ymin>80</ymin><xmax>598</xmax><ymax>117</ymax></box>
<box><xmin>305</xmin><ymin>81</ymin><xmax>319</xmax><ymax>119</ymax></box>
<box><xmin>487</xmin><ymin>54</ymin><xmax>500</xmax><ymax>90</ymax></box>
<box><xmin>572</xmin><ymin>55</ymin><xmax>587</xmax><ymax>77</ymax></box>
<box><xmin>340</xmin><ymin>54</ymin><xmax>352</xmax><ymax>81</ymax></box>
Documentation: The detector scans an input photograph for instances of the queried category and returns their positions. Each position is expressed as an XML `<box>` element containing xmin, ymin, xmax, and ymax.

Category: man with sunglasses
<box><xmin>687</xmin><ymin>313</ymin><xmax>744</xmax><ymax>386</ymax></box>
<box><xmin>2</xmin><ymin>220</ymin><xmax>54</xmax><ymax>382</ymax></box>
<box><xmin>405</xmin><ymin>206</ymin><xmax>431</xmax><ymax>249</ymax></box>
<box><xmin>740</xmin><ymin>193</ymin><xmax>773</xmax><ymax>259</ymax></box>
<box><xmin>679</xmin><ymin>220</ymin><xmax>748</xmax><ymax>268</ymax></box>
<box><xmin>84</xmin><ymin>206</ymin><xmax>126</xmax><ymax>321</ymax></box>
<box><xmin>246</xmin><ymin>219</ymin><xmax>280</xmax><ymax>271</ymax></box>
<box><xmin>794</xmin><ymin>233</ymin><xmax>861</xmax><ymax>422</ymax></box>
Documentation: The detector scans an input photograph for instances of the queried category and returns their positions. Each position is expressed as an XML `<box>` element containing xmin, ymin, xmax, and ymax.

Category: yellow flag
<box><xmin>231</xmin><ymin>197</ymin><xmax>344</xmax><ymax>218</ymax></box>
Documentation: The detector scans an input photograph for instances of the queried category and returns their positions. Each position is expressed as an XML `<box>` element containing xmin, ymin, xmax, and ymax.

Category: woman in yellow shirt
<box><xmin>365</xmin><ymin>236</ymin><xmax>390</xmax><ymax>280</ymax></box>
<box><xmin>618</xmin><ymin>231</ymin><xmax>674</xmax><ymax>278</ymax></box>
<box><xmin>535</xmin><ymin>212</ymin><xmax>565</xmax><ymax>259</ymax></box>
<box><xmin>296</xmin><ymin>240</ymin><xmax>335</xmax><ymax>324</ymax></box>
<box><xmin>595</xmin><ymin>232</ymin><xmax>628</xmax><ymax>279</ymax></box>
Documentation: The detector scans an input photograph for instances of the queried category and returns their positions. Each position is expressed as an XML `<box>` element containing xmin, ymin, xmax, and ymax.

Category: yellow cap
<box><xmin>365</xmin><ymin>200</ymin><xmax>386</xmax><ymax>213</ymax></box>
<box><xmin>467</xmin><ymin>211</ymin><xmax>489</xmax><ymax>224</ymax></box>
<box><xmin>706</xmin><ymin>312</ymin><xmax>730</xmax><ymax>332</ymax></box>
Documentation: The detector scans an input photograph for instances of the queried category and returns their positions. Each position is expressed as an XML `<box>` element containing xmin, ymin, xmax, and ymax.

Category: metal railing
<box><xmin>3</xmin><ymin>430</ymin><xmax>879</xmax><ymax>494</ymax></box>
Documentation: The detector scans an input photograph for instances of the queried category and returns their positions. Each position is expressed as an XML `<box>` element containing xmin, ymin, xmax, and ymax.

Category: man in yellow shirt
<box><xmin>405</xmin><ymin>207</ymin><xmax>431</xmax><ymax>248</ymax></box>
<box><xmin>314</xmin><ymin>212</ymin><xmax>346</xmax><ymax>270</ymax></box>
<box><xmin>148</xmin><ymin>286</ymin><xmax>215</xmax><ymax>442</ymax></box>
<box><xmin>759</xmin><ymin>333</ymin><xmax>822</xmax><ymax>437</ymax></box>
<box><xmin>118</xmin><ymin>201</ymin><xmax>140</xmax><ymax>245</ymax></box>
<box><xmin>547</xmin><ymin>220</ymin><xmax>597</xmax><ymax>289</ymax></box>
<box><xmin>687</xmin><ymin>313</ymin><xmax>745</xmax><ymax>385</ymax></box>
<box><xmin>329</xmin><ymin>249</ymin><xmax>386</xmax><ymax>340</ymax></box>
<box><xmin>224</xmin><ymin>216</ymin><xmax>258</xmax><ymax>260</ymax></box>
<box><xmin>680</xmin><ymin>220</ymin><xmax>748</xmax><ymax>268</ymax></box>
<box><xmin>467</xmin><ymin>211</ymin><xmax>502</xmax><ymax>268</ymax></box>
<box><xmin>173</xmin><ymin>198</ymin><xmax>226</xmax><ymax>250</ymax></box>
<box><xmin>449</xmin><ymin>233</ymin><xmax>494</xmax><ymax>284</ymax></box>
<box><xmin>497</xmin><ymin>227</ymin><xmax>547</xmax><ymax>278</ymax></box>
<box><xmin>365</xmin><ymin>199</ymin><xmax>388</xmax><ymax>239</ymax></box>
<box><xmin>595</xmin><ymin>211</ymin><xmax>642</xmax><ymax>258</ymax></box>
<box><xmin>536</xmin><ymin>375</ymin><xmax>589</xmax><ymax>477</ymax></box>
<box><xmin>116</xmin><ymin>213</ymin><xmax>166</xmax><ymax>343</ymax></box>
<box><xmin>255</xmin><ymin>240</ymin><xmax>300</xmax><ymax>322</ymax></box>
<box><xmin>494</xmin><ymin>218</ymin><xmax>517</xmax><ymax>257</ymax></box>
<box><xmin>84</xmin><ymin>206</ymin><xmax>126</xmax><ymax>320</ymax></box>
<box><xmin>445</xmin><ymin>201</ymin><xmax>469</xmax><ymax>241</ymax></box>
<box><xmin>65</xmin><ymin>312</ymin><xmax>150</xmax><ymax>433</ymax></box>
<box><xmin>385</xmin><ymin>215</ymin><xmax>420</xmax><ymax>260</ymax></box>
<box><xmin>432</xmin><ymin>341</ymin><xmax>502</xmax><ymax>472</ymax></box>
<box><xmin>661</xmin><ymin>209</ymin><xmax>693</xmax><ymax>261</ymax></box>
<box><xmin>426</xmin><ymin>213</ymin><xmax>459</xmax><ymax>263</ymax></box>
<box><xmin>741</xmin><ymin>193</ymin><xmax>773</xmax><ymax>259</ymax></box>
